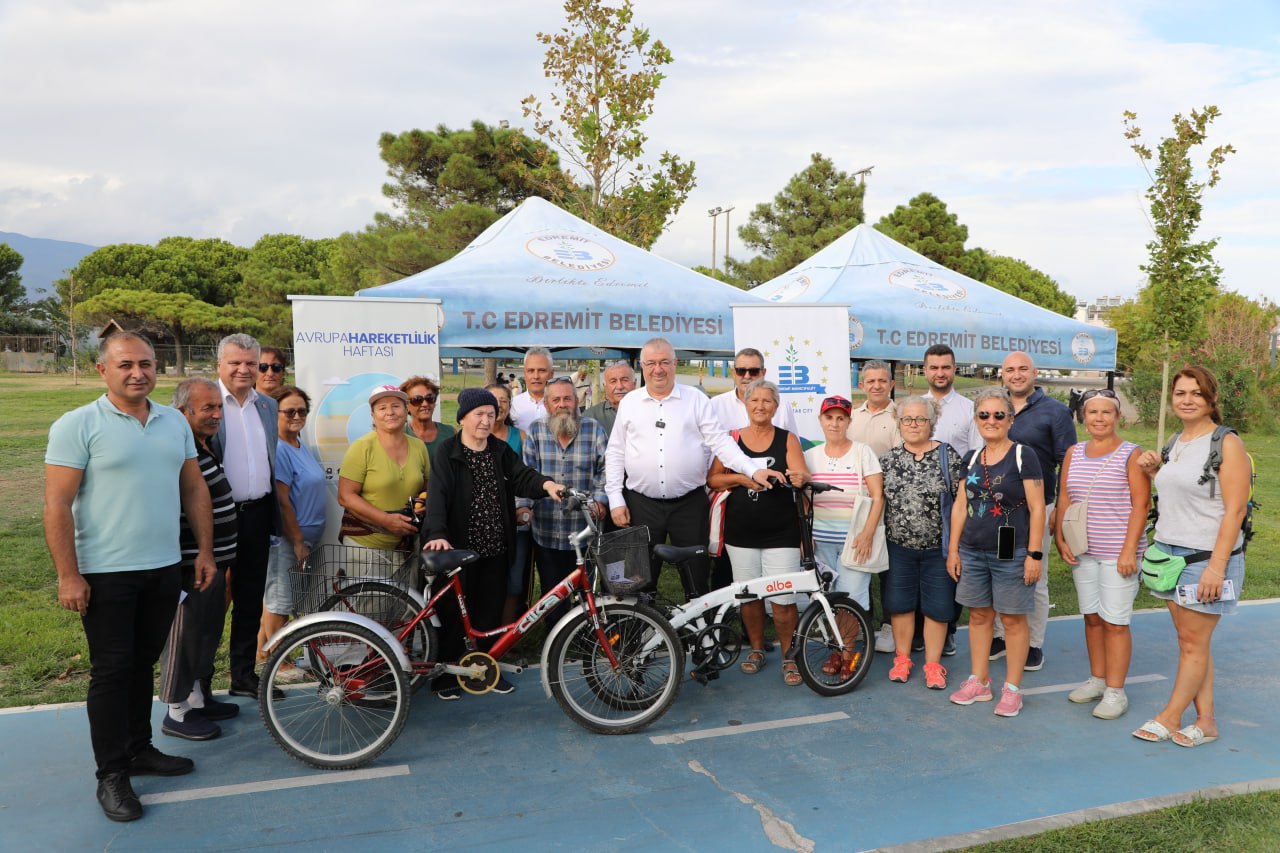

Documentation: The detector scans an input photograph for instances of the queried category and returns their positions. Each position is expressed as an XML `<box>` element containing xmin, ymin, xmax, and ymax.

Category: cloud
<box><xmin>0</xmin><ymin>0</ymin><xmax>1275</xmax><ymax>306</ymax></box>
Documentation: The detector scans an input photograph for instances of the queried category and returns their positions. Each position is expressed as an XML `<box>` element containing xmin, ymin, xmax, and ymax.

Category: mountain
<box><xmin>0</xmin><ymin>231</ymin><xmax>98</xmax><ymax>301</ymax></box>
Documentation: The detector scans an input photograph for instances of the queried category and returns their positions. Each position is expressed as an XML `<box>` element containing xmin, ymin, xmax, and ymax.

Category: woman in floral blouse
<box><xmin>880</xmin><ymin>396</ymin><xmax>965</xmax><ymax>690</ymax></box>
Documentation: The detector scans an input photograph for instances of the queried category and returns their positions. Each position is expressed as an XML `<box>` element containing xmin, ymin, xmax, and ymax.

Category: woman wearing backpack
<box><xmin>1133</xmin><ymin>366</ymin><xmax>1250</xmax><ymax>747</ymax></box>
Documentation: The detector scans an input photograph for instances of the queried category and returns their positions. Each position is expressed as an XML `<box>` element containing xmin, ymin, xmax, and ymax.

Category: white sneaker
<box><xmin>1068</xmin><ymin>677</ymin><xmax>1106</xmax><ymax>704</ymax></box>
<box><xmin>1093</xmin><ymin>689</ymin><xmax>1129</xmax><ymax>720</ymax></box>
<box><xmin>874</xmin><ymin>624</ymin><xmax>895</xmax><ymax>654</ymax></box>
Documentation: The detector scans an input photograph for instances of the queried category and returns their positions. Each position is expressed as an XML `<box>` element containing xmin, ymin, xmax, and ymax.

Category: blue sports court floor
<box><xmin>3</xmin><ymin>601</ymin><xmax>1279</xmax><ymax>851</ymax></box>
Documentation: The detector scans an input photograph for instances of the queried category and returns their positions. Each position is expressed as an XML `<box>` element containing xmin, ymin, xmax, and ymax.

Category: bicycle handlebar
<box><xmin>767</xmin><ymin>477</ymin><xmax>842</xmax><ymax>494</ymax></box>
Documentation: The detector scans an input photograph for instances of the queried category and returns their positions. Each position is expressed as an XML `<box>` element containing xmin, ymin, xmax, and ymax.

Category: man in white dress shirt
<box><xmin>709</xmin><ymin>347</ymin><xmax>800</xmax><ymax>434</ymax></box>
<box><xmin>924</xmin><ymin>344</ymin><xmax>979</xmax><ymax>457</ymax></box>
<box><xmin>606</xmin><ymin>338</ymin><xmax>782</xmax><ymax>596</ymax></box>
<box><xmin>510</xmin><ymin>347</ymin><xmax>554</xmax><ymax>432</ymax></box>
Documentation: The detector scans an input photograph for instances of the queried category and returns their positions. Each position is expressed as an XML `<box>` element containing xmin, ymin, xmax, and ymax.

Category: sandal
<box><xmin>740</xmin><ymin>649</ymin><xmax>766</xmax><ymax>675</ymax></box>
<box><xmin>782</xmin><ymin>660</ymin><xmax>802</xmax><ymax>686</ymax></box>
<box><xmin>1172</xmin><ymin>725</ymin><xmax>1218</xmax><ymax>748</ymax></box>
<box><xmin>1132</xmin><ymin>719</ymin><xmax>1173</xmax><ymax>742</ymax></box>
<box><xmin>821</xmin><ymin>652</ymin><xmax>843</xmax><ymax>676</ymax></box>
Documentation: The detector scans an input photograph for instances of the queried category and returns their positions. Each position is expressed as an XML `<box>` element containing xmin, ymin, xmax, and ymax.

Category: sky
<box><xmin>1</xmin><ymin>0</ymin><xmax>1277</xmax><ymax>306</ymax></box>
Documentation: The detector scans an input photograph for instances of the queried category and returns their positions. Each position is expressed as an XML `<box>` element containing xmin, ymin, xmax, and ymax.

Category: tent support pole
<box><xmin>1106</xmin><ymin>371</ymin><xmax>1115</xmax><ymax>392</ymax></box>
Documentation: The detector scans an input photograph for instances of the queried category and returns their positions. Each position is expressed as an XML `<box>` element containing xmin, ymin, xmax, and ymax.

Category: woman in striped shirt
<box><xmin>1052</xmin><ymin>389</ymin><xmax>1150</xmax><ymax>721</ymax></box>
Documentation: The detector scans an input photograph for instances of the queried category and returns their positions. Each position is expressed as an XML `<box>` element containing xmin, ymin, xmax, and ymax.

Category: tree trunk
<box><xmin>483</xmin><ymin>357</ymin><xmax>497</xmax><ymax>385</ymax></box>
<box><xmin>173</xmin><ymin>325</ymin><xmax>186</xmax><ymax>375</ymax></box>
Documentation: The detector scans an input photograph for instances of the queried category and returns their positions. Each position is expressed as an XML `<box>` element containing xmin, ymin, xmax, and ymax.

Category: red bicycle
<box><xmin>259</xmin><ymin>489</ymin><xmax>682</xmax><ymax>769</ymax></box>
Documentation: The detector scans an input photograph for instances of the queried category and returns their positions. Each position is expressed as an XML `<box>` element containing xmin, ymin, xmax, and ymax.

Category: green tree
<box><xmin>378</xmin><ymin>121</ymin><xmax>575</xmax><ymax>226</ymax></box>
<box><xmin>982</xmin><ymin>254</ymin><xmax>1077</xmax><ymax>316</ymax></box>
<box><xmin>1123</xmin><ymin>106</ymin><xmax>1235</xmax><ymax>350</ymax></box>
<box><xmin>239</xmin><ymin>234</ymin><xmax>339</xmax><ymax>344</ymax></box>
<box><xmin>521</xmin><ymin>0</ymin><xmax>696</xmax><ymax>247</ymax></box>
<box><xmin>77</xmin><ymin>289</ymin><xmax>263</xmax><ymax>374</ymax></box>
<box><xmin>727</xmin><ymin>153</ymin><xmax>866</xmax><ymax>286</ymax></box>
<box><xmin>874</xmin><ymin>192</ymin><xmax>989</xmax><ymax>281</ymax></box>
<box><xmin>70</xmin><ymin>238</ymin><xmax>247</xmax><ymax>306</ymax></box>
<box><xmin>0</xmin><ymin>243</ymin><xmax>24</xmax><ymax>311</ymax></box>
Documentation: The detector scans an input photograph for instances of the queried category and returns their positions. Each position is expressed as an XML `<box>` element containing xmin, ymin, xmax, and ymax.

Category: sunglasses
<box><xmin>976</xmin><ymin>410</ymin><xmax>1009</xmax><ymax>421</ymax></box>
<box><xmin>899</xmin><ymin>416</ymin><xmax>930</xmax><ymax>426</ymax></box>
<box><xmin>408</xmin><ymin>393</ymin><xmax>438</xmax><ymax>405</ymax></box>
<box><xmin>734</xmin><ymin>366</ymin><xmax>763</xmax><ymax>378</ymax></box>
<box><xmin>1080</xmin><ymin>389</ymin><xmax>1118</xmax><ymax>402</ymax></box>
<box><xmin>259</xmin><ymin>363</ymin><xmax>285</xmax><ymax>374</ymax></box>
<box><xmin>821</xmin><ymin>395</ymin><xmax>852</xmax><ymax>409</ymax></box>
<box><xmin>279</xmin><ymin>407</ymin><xmax>309</xmax><ymax>418</ymax></box>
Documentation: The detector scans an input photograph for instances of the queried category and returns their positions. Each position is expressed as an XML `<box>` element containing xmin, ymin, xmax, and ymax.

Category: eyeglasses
<box><xmin>899</xmin><ymin>416</ymin><xmax>931</xmax><ymax>426</ymax></box>
<box><xmin>733</xmin><ymin>366</ymin><xmax>763</xmax><ymax>377</ymax></box>
<box><xmin>259</xmin><ymin>363</ymin><xmax>285</xmax><ymax>374</ymax></box>
<box><xmin>408</xmin><ymin>393</ymin><xmax>438</xmax><ymax>405</ymax></box>
<box><xmin>976</xmin><ymin>410</ymin><xmax>1010</xmax><ymax>421</ymax></box>
<box><xmin>279</xmin><ymin>407</ymin><xmax>309</xmax><ymax>418</ymax></box>
<box><xmin>641</xmin><ymin>359</ymin><xmax>675</xmax><ymax>370</ymax></box>
<box><xmin>1080</xmin><ymin>389</ymin><xmax>1118</xmax><ymax>402</ymax></box>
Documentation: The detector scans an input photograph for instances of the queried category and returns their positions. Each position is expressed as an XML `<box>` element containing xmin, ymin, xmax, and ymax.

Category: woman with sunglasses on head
<box><xmin>879</xmin><ymin>396</ymin><xmax>966</xmax><ymax>690</ymax></box>
<box><xmin>947</xmin><ymin>387</ymin><xmax>1045</xmax><ymax>717</ymax></box>
<box><xmin>1131</xmin><ymin>367</ymin><xmax>1249</xmax><ymax>747</ymax></box>
<box><xmin>401</xmin><ymin>375</ymin><xmax>455</xmax><ymax>463</ymax></box>
<box><xmin>255</xmin><ymin>347</ymin><xmax>288</xmax><ymax>396</ymax></box>
<box><xmin>258</xmin><ymin>386</ymin><xmax>328</xmax><ymax>662</ymax></box>
<box><xmin>1052</xmin><ymin>389</ymin><xmax>1149</xmax><ymax>720</ymax></box>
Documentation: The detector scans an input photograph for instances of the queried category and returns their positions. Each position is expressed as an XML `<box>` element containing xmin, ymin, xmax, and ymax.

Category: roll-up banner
<box><xmin>290</xmin><ymin>295</ymin><xmax>442</xmax><ymax>544</ymax></box>
<box><xmin>731</xmin><ymin>303</ymin><xmax>852</xmax><ymax>444</ymax></box>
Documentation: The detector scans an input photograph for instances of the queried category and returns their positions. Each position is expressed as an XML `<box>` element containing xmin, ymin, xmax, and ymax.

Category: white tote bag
<box><xmin>839</xmin><ymin>445</ymin><xmax>889</xmax><ymax>573</ymax></box>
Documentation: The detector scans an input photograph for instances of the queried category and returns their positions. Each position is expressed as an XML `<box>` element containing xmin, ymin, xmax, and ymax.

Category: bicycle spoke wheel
<box><xmin>260</xmin><ymin>619</ymin><xmax>410</xmax><ymax>769</ymax></box>
<box><xmin>794</xmin><ymin>595</ymin><xmax>873</xmax><ymax>697</ymax></box>
<box><xmin>547</xmin><ymin>601</ymin><xmax>682</xmax><ymax>734</ymax></box>
<box><xmin>320</xmin><ymin>581</ymin><xmax>433</xmax><ymax>692</ymax></box>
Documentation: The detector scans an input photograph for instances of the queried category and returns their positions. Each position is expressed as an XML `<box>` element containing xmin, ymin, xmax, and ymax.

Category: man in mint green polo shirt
<box><xmin>44</xmin><ymin>331</ymin><xmax>216</xmax><ymax>823</ymax></box>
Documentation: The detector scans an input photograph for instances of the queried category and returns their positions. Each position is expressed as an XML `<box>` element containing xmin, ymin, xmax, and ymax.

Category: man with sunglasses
<box><xmin>709</xmin><ymin>347</ymin><xmax>799</xmax><ymax>433</ymax></box>
<box><xmin>989</xmin><ymin>351</ymin><xmax>1077</xmax><ymax>671</ymax></box>
<box><xmin>254</xmin><ymin>346</ymin><xmax>288</xmax><ymax>397</ymax></box>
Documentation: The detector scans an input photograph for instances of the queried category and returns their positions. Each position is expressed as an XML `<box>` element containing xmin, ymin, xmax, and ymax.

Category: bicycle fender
<box><xmin>539</xmin><ymin>595</ymin><xmax>634</xmax><ymax>699</ymax></box>
<box><xmin>267</xmin><ymin>611</ymin><xmax>413</xmax><ymax>674</ymax></box>
<box><xmin>805</xmin><ymin>591</ymin><xmax>853</xmax><ymax>637</ymax></box>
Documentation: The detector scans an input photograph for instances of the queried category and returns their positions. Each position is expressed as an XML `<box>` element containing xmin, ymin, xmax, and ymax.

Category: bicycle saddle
<box><xmin>653</xmin><ymin>544</ymin><xmax>706</xmax><ymax>563</ymax></box>
<box><xmin>419</xmin><ymin>549</ymin><xmax>479</xmax><ymax>575</ymax></box>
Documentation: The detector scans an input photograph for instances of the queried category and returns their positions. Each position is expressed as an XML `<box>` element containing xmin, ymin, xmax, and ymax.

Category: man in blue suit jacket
<box><xmin>209</xmin><ymin>334</ymin><xmax>279</xmax><ymax>698</ymax></box>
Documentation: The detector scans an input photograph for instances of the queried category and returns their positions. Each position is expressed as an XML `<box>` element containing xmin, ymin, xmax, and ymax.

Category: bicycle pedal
<box><xmin>498</xmin><ymin>661</ymin><xmax>525</xmax><ymax>675</ymax></box>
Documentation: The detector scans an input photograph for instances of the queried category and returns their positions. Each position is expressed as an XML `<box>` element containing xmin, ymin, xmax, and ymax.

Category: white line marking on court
<box><xmin>650</xmin><ymin>711</ymin><xmax>849</xmax><ymax>745</ymax></box>
<box><xmin>138</xmin><ymin>764</ymin><xmax>410</xmax><ymax>805</ymax></box>
<box><xmin>1018</xmin><ymin>673</ymin><xmax>1165</xmax><ymax>697</ymax></box>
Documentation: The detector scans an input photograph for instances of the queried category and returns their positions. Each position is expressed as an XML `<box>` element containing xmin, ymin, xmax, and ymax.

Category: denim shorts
<box><xmin>884</xmin><ymin>541</ymin><xmax>957</xmax><ymax>622</ymax></box>
<box><xmin>1072</xmin><ymin>554</ymin><xmax>1139</xmax><ymax>625</ymax></box>
<box><xmin>264</xmin><ymin>536</ymin><xmax>318</xmax><ymax>615</ymax></box>
<box><xmin>1146</xmin><ymin>541</ymin><xmax>1245</xmax><ymax>616</ymax></box>
<box><xmin>955</xmin><ymin>547</ymin><xmax>1035</xmax><ymax>615</ymax></box>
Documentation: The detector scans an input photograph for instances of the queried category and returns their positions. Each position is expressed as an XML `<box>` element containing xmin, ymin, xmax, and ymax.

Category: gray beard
<box><xmin>549</xmin><ymin>411</ymin><xmax>579</xmax><ymax>440</ymax></box>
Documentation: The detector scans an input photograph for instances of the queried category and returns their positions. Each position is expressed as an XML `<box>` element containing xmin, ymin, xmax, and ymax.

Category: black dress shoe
<box><xmin>230</xmin><ymin>677</ymin><xmax>284</xmax><ymax>701</ymax></box>
<box><xmin>97</xmin><ymin>771</ymin><xmax>142</xmax><ymax>822</ymax></box>
<box><xmin>129</xmin><ymin>745</ymin><xmax>194</xmax><ymax>777</ymax></box>
<box><xmin>197</xmin><ymin>695</ymin><xmax>241</xmax><ymax>720</ymax></box>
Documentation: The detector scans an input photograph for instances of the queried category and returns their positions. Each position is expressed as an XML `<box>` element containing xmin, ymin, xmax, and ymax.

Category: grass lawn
<box><xmin>2</xmin><ymin>370</ymin><xmax>1277</xmax><ymax>848</ymax></box>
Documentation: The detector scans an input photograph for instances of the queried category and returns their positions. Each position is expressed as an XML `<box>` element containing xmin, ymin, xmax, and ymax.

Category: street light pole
<box><xmin>708</xmin><ymin>207</ymin><xmax>722</xmax><ymax>276</ymax></box>
<box><xmin>722</xmin><ymin>206</ymin><xmax>734</xmax><ymax>274</ymax></box>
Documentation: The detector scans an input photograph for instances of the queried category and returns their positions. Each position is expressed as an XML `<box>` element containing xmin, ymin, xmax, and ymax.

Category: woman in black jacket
<box><xmin>423</xmin><ymin>388</ymin><xmax>562</xmax><ymax>699</ymax></box>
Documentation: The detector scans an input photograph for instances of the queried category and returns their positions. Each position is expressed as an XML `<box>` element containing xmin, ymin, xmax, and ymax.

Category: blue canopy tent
<box><xmin>748</xmin><ymin>224</ymin><xmax>1117</xmax><ymax>372</ymax></box>
<box><xmin>358</xmin><ymin>197</ymin><xmax>764</xmax><ymax>358</ymax></box>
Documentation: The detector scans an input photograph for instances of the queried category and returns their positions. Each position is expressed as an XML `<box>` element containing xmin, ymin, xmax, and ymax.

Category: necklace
<box><xmin>981</xmin><ymin>444</ymin><xmax>1026</xmax><ymax>516</ymax></box>
<box><xmin>1170</xmin><ymin>428</ymin><xmax>1211</xmax><ymax>464</ymax></box>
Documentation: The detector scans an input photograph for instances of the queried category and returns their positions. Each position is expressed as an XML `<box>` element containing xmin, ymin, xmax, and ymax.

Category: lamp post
<box><xmin>722</xmin><ymin>206</ymin><xmax>734</xmax><ymax>275</ymax></box>
<box><xmin>708</xmin><ymin>207</ymin><xmax>722</xmax><ymax>276</ymax></box>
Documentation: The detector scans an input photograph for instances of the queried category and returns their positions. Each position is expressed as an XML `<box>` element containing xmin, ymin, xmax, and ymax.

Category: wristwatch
<box><xmin>1027</xmin><ymin>550</ymin><xmax>1044</xmax><ymax>561</ymax></box>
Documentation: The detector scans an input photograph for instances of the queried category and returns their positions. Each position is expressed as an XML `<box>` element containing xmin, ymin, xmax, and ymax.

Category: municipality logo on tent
<box><xmin>526</xmin><ymin>234</ymin><xmax>616</xmax><ymax>271</ymax></box>
<box><xmin>765</xmin><ymin>275</ymin><xmax>811</xmax><ymax>302</ymax></box>
<box><xmin>887</xmin><ymin>268</ymin><xmax>967</xmax><ymax>301</ymax></box>
<box><xmin>1071</xmin><ymin>332</ymin><xmax>1097</xmax><ymax>365</ymax></box>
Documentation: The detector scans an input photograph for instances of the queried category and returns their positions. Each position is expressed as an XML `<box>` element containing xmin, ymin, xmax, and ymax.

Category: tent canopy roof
<box><xmin>359</xmin><ymin>197</ymin><xmax>763</xmax><ymax>355</ymax></box>
<box><xmin>748</xmin><ymin>224</ymin><xmax>1117</xmax><ymax>371</ymax></box>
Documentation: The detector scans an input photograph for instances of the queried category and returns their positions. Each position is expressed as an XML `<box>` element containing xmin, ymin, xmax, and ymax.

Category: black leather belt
<box><xmin>236</xmin><ymin>495</ymin><xmax>271</xmax><ymax>513</ymax></box>
<box><xmin>628</xmin><ymin>487</ymin><xmax>699</xmax><ymax>504</ymax></box>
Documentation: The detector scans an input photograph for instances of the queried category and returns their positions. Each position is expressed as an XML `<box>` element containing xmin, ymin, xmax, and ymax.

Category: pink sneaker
<box><xmin>949</xmin><ymin>676</ymin><xmax>992</xmax><ymax>705</ymax></box>
<box><xmin>923</xmin><ymin>662</ymin><xmax>948</xmax><ymax>690</ymax></box>
<box><xmin>888</xmin><ymin>654</ymin><xmax>913</xmax><ymax>683</ymax></box>
<box><xmin>994</xmin><ymin>685</ymin><xmax>1024</xmax><ymax>717</ymax></box>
